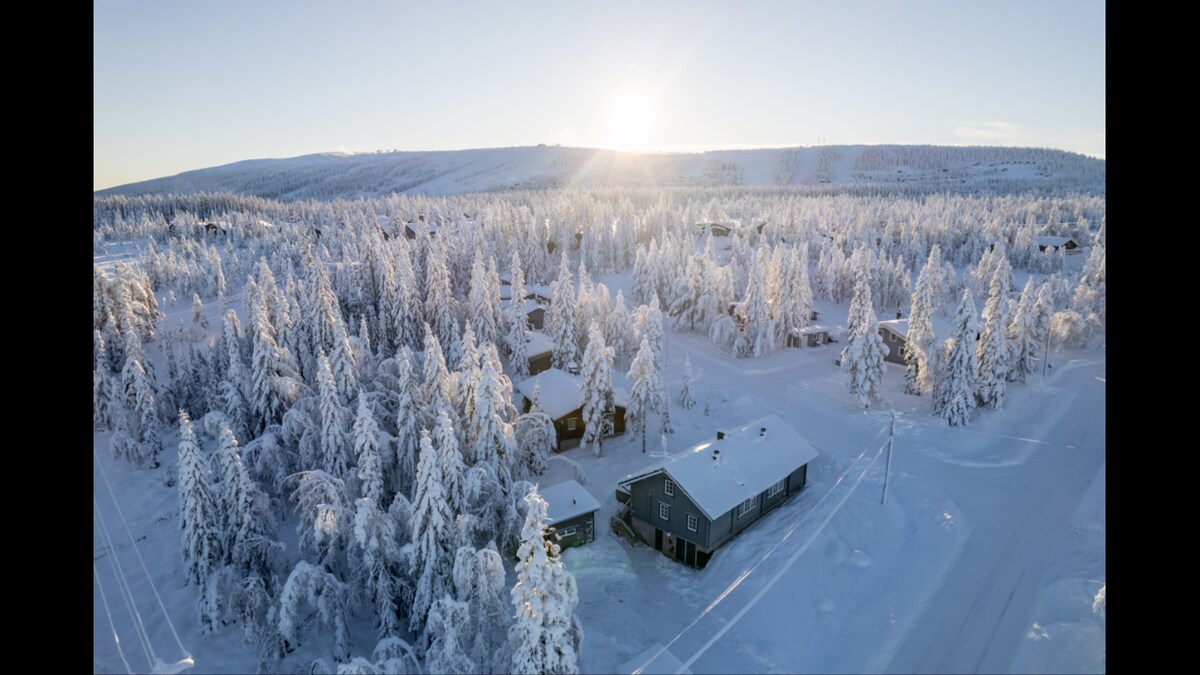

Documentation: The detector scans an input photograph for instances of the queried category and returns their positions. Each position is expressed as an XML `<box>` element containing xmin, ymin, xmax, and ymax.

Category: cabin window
<box><xmin>567</xmin><ymin>418</ymin><xmax>577</xmax><ymax>431</ymax></box>
<box><xmin>659</xmin><ymin>502</ymin><xmax>671</xmax><ymax>521</ymax></box>
<box><xmin>767</xmin><ymin>479</ymin><xmax>786</xmax><ymax>498</ymax></box>
<box><xmin>687</xmin><ymin>514</ymin><xmax>698</xmax><ymax>532</ymax></box>
<box><xmin>736</xmin><ymin>497</ymin><xmax>758</xmax><ymax>518</ymax></box>
<box><xmin>888</xmin><ymin>332</ymin><xmax>897</xmax><ymax>342</ymax></box>
<box><xmin>557</xmin><ymin>526</ymin><xmax>577</xmax><ymax>538</ymax></box>
<box><xmin>664</xmin><ymin>478</ymin><xmax>676</xmax><ymax>497</ymax></box>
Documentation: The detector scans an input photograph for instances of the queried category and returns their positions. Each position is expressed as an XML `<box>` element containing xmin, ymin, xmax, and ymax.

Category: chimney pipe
<box><xmin>712</xmin><ymin>449</ymin><xmax>720</xmax><ymax>462</ymax></box>
<box><xmin>897</xmin><ymin>307</ymin><xmax>902</xmax><ymax>319</ymax></box>
<box><xmin>717</xmin><ymin>431</ymin><xmax>726</xmax><ymax>440</ymax></box>
<box><xmin>760</xmin><ymin>427</ymin><xmax>767</xmax><ymax>438</ymax></box>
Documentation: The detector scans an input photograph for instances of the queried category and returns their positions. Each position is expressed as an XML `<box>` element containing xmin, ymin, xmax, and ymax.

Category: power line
<box><xmin>94</xmin><ymin>497</ymin><xmax>156</xmax><ymax>670</ymax></box>
<box><xmin>94</xmin><ymin>563</ymin><xmax>135</xmax><ymax>675</ymax></box>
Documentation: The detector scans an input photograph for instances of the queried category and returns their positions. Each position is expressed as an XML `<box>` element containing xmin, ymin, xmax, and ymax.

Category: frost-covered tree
<box><xmin>468</xmin><ymin>250</ymin><xmax>501</xmax><ymax>347</ymax></box>
<box><xmin>506</xmin><ymin>253</ymin><xmax>532</xmax><ymax>381</ymax></box>
<box><xmin>632</xmin><ymin>297</ymin><xmax>664</xmax><ymax>366</ymax></box>
<box><xmin>626</xmin><ymin>337</ymin><xmax>664</xmax><ymax>453</ymax></box>
<box><xmin>425</xmin><ymin>595</ymin><xmax>476</xmax><ymax>674</ymax></box>
<box><xmin>840</xmin><ymin>276</ymin><xmax>888</xmax><ymax>408</ymax></box>
<box><xmin>508</xmin><ymin>486</ymin><xmax>582</xmax><ymax>675</ymax></box>
<box><xmin>94</xmin><ymin>331</ymin><xmax>117</xmax><ymax>431</ymax></box>
<box><xmin>278</xmin><ymin>560</ymin><xmax>351</xmax><ymax>661</ymax></box>
<box><xmin>605</xmin><ymin>290</ymin><xmax>632</xmax><ymax>369</ymax></box>
<box><xmin>290</xmin><ymin>470</ymin><xmax>353</xmax><ymax>574</ymax></box>
<box><xmin>433</xmin><ymin>407</ymin><xmax>470</xmax><ymax>520</ymax></box>
<box><xmin>547</xmin><ymin>253</ymin><xmax>578</xmax><ymax>370</ymax></box>
<box><xmin>578</xmin><ymin>322</ymin><xmax>615</xmax><ymax>456</ymax></box>
<box><xmin>317</xmin><ymin>351</ymin><xmax>353</xmax><ymax>480</ymax></box>
<box><xmin>352</xmin><ymin>497</ymin><xmax>405</xmax><ymax>638</ymax></box>
<box><xmin>353</xmin><ymin>393</ymin><xmax>385</xmax><ymax>502</ymax></box>
<box><xmin>407</xmin><ymin>429</ymin><xmax>456</xmax><ymax>638</ymax></box>
<box><xmin>452</xmin><ymin>545</ymin><xmax>510</xmax><ymax>674</ymax></box>
<box><xmin>420</xmin><ymin>326</ymin><xmax>455</xmax><ymax>426</ymax></box>
<box><xmin>679</xmin><ymin>354</ymin><xmax>696</xmax><ymax>409</ymax></box>
<box><xmin>469</xmin><ymin>359</ymin><xmax>516</xmax><ymax>489</ymax></box>
<box><xmin>937</xmin><ymin>289</ymin><xmax>979</xmax><ymax>426</ymax></box>
<box><xmin>515</xmin><ymin>383</ymin><xmax>555</xmax><ymax>478</ymax></box>
<box><xmin>393</xmin><ymin>348</ymin><xmax>421</xmax><ymax>497</ymax></box>
<box><xmin>904</xmin><ymin>244</ymin><xmax>941</xmax><ymax>396</ymax></box>
<box><xmin>177</xmin><ymin>411</ymin><xmax>222</xmax><ymax>589</ymax></box>
<box><xmin>976</xmin><ymin>262</ymin><xmax>1011</xmax><ymax>409</ymax></box>
<box><xmin>191</xmin><ymin>293</ymin><xmax>209</xmax><ymax>332</ymax></box>
<box><xmin>1007</xmin><ymin>278</ymin><xmax>1039</xmax><ymax>382</ymax></box>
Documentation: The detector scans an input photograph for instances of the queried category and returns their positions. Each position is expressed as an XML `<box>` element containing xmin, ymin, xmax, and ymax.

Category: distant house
<box><xmin>540</xmin><ymin>480</ymin><xmax>600</xmax><ymax>550</ymax></box>
<box><xmin>877</xmin><ymin>317</ymin><xmax>976</xmax><ymax>366</ymax></box>
<box><xmin>618</xmin><ymin>644</ymin><xmax>693</xmax><ymax>675</ymax></box>
<box><xmin>786</xmin><ymin>324</ymin><xmax>834</xmax><ymax>348</ymax></box>
<box><xmin>502</xmin><ymin>298</ymin><xmax>546</xmax><ymax>331</ymax></box>
<box><xmin>696</xmin><ymin>222</ymin><xmax>732</xmax><ymax>237</ymax></box>
<box><xmin>1037</xmin><ymin>235</ymin><xmax>1079</xmax><ymax>253</ymax></box>
<box><xmin>515</xmin><ymin>368</ymin><xmax>628</xmax><ymax>450</ymax></box>
<box><xmin>616</xmin><ymin>415</ymin><xmax>818</xmax><ymax>568</ymax></box>
<box><xmin>524</xmin><ymin>331</ymin><xmax>555</xmax><ymax>376</ymax></box>
<box><xmin>403</xmin><ymin>215</ymin><xmax>438</xmax><ymax>240</ymax></box>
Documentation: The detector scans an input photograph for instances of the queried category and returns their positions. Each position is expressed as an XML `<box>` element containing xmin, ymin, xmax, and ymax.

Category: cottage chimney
<box><xmin>760</xmin><ymin>427</ymin><xmax>767</xmax><ymax>439</ymax></box>
<box><xmin>717</xmin><ymin>431</ymin><xmax>726</xmax><ymax>440</ymax></box>
<box><xmin>712</xmin><ymin>448</ymin><xmax>720</xmax><ymax>463</ymax></box>
<box><xmin>897</xmin><ymin>307</ymin><xmax>902</xmax><ymax>319</ymax></box>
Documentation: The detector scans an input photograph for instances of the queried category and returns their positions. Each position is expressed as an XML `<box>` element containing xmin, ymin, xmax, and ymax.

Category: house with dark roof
<box><xmin>615</xmin><ymin>415</ymin><xmax>818</xmax><ymax>568</ymax></box>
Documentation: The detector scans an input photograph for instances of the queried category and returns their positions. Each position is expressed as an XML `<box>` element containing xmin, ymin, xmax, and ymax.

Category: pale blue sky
<box><xmin>94</xmin><ymin>1</ymin><xmax>1104</xmax><ymax>190</ymax></box>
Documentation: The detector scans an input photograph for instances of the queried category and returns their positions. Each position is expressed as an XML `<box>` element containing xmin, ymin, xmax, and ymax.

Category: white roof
<box><xmin>501</xmin><ymin>298</ymin><xmax>543</xmax><ymax>315</ymax></box>
<box><xmin>619</xmin><ymin>643</ymin><xmax>692</xmax><ymax>675</ymax></box>
<box><xmin>539</xmin><ymin>480</ymin><xmax>600</xmax><ymax>525</ymax></box>
<box><xmin>624</xmin><ymin>415</ymin><xmax>819</xmax><ymax>520</ymax></box>
<box><xmin>524</xmin><ymin>331</ymin><xmax>554</xmax><ymax>358</ymax></box>
<box><xmin>878</xmin><ymin>316</ymin><xmax>963</xmax><ymax>341</ymax></box>
<box><xmin>1037</xmin><ymin>235</ymin><xmax>1075</xmax><ymax>247</ymax></box>
<box><xmin>798</xmin><ymin>324</ymin><xmax>831</xmax><ymax>335</ymax></box>
<box><xmin>515</xmin><ymin>368</ymin><xmax>630</xmax><ymax>420</ymax></box>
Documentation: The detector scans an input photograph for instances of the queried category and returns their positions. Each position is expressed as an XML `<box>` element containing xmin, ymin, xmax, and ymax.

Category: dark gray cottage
<box><xmin>540</xmin><ymin>479</ymin><xmax>600</xmax><ymax>550</ymax></box>
<box><xmin>616</xmin><ymin>415</ymin><xmax>818</xmax><ymax>568</ymax></box>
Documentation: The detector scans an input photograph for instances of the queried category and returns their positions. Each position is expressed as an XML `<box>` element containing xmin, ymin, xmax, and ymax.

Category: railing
<box><xmin>610</xmin><ymin>501</ymin><xmax>640</xmax><ymax>547</ymax></box>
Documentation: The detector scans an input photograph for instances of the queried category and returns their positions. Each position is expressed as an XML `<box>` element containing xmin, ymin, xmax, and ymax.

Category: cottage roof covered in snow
<box><xmin>539</xmin><ymin>479</ymin><xmax>601</xmax><ymax>525</ymax></box>
<box><xmin>1036</xmin><ymin>235</ymin><xmax>1076</xmax><ymax>248</ymax></box>
<box><xmin>524</xmin><ymin>331</ymin><xmax>554</xmax><ymax>358</ymax></box>
<box><xmin>515</xmin><ymin>368</ymin><xmax>630</xmax><ymax>420</ymax></box>
<box><xmin>618</xmin><ymin>643</ymin><xmax>693</xmax><ymax>675</ymax></box>
<box><xmin>500</xmin><ymin>298</ymin><xmax>543</xmax><ymax>315</ymax></box>
<box><xmin>878</xmin><ymin>316</ymin><xmax>972</xmax><ymax>341</ymax></box>
<box><xmin>623</xmin><ymin>415</ymin><xmax>819</xmax><ymax>520</ymax></box>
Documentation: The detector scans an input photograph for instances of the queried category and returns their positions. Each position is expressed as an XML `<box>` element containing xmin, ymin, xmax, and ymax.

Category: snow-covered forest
<box><xmin>94</xmin><ymin>178</ymin><xmax>1105</xmax><ymax>674</ymax></box>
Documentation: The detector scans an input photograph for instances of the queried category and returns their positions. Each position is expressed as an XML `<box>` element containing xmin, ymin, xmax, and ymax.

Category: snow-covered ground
<box><xmin>94</xmin><ymin>284</ymin><xmax>1104</xmax><ymax>673</ymax></box>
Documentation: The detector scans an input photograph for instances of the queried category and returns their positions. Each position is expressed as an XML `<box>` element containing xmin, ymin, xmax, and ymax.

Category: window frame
<box><xmin>658</xmin><ymin>501</ymin><xmax>671</xmax><ymax>522</ymax></box>
<box><xmin>557</xmin><ymin>526</ymin><xmax>578</xmax><ymax>538</ymax></box>
<box><xmin>736</xmin><ymin>496</ymin><xmax>758</xmax><ymax>518</ymax></box>
<box><xmin>566</xmin><ymin>418</ymin><xmax>577</xmax><ymax>431</ymax></box>
<box><xmin>664</xmin><ymin>478</ymin><xmax>676</xmax><ymax>497</ymax></box>
<box><xmin>687</xmin><ymin>513</ymin><xmax>698</xmax><ymax>532</ymax></box>
<box><xmin>767</xmin><ymin>479</ymin><xmax>786</xmax><ymax>499</ymax></box>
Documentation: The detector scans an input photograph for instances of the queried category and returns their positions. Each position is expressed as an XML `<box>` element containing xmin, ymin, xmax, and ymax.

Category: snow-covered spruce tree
<box><xmin>632</xmin><ymin>246</ymin><xmax>657</xmax><ymax>307</ymax></box>
<box><xmin>976</xmin><ymin>262</ymin><xmax>1011</xmax><ymax>409</ymax></box>
<box><xmin>177</xmin><ymin>411</ymin><xmax>223</xmax><ymax>590</ymax></box>
<box><xmin>330</xmin><ymin>317</ymin><xmax>360</xmax><ymax>405</ymax></box>
<box><xmin>219</xmin><ymin>425</ymin><xmax>284</xmax><ymax>585</ymax></box>
<box><xmin>547</xmin><ymin>253</ymin><xmax>579</xmax><ymax>370</ymax></box>
<box><xmin>352</xmin><ymin>497</ymin><xmax>405</xmax><ymax>639</ymax></box>
<box><xmin>605</xmin><ymin>290</ymin><xmax>632</xmax><ymax>370</ymax></box>
<box><xmin>120</xmin><ymin>333</ymin><xmax>163</xmax><ymax>468</ymax></box>
<box><xmin>406</xmin><ymin>429</ymin><xmax>456</xmax><ymax>640</ymax></box>
<box><xmin>904</xmin><ymin>244</ymin><xmax>941</xmax><ymax>396</ymax></box>
<box><xmin>290</xmin><ymin>470</ymin><xmax>353</xmax><ymax>575</ymax></box>
<box><xmin>679</xmin><ymin>354</ymin><xmax>696</xmax><ymax>409</ymax></box>
<box><xmin>250</xmin><ymin>305</ymin><xmax>300</xmax><ymax>435</ymax></box>
<box><xmin>425</xmin><ymin>595</ymin><xmax>476</xmax><ymax>674</ymax></box>
<box><xmin>317</xmin><ymin>351</ymin><xmax>353</xmax><ymax>481</ymax></box>
<box><xmin>94</xmin><ymin>330</ymin><xmax>117</xmax><ymax>431</ymax></box>
<box><xmin>393</xmin><ymin>348</ymin><xmax>421</xmax><ymax>498</ymax></box>
<box><xmin>469</xmin><ymin>358</ymin><xmax>517</xmax><ymax>487</ymax></box>
<box><xmin>632</xmin><ymin>297</ymin><xmax>665</xmax><ymax>366</ymax></box>
<box><xmin>937</xmin><ymin>289</ymin><xmax>979</xmax><ymax>426</ymax></box>
<box><xmin>468</xmin><ymin>250</ymin><xmax>500</xmax><ymax>347</ymax></box>
<box><xmin>278</xmin><ymin>560</ymin><xmax>352</xmax><ymax>661</ymax></box>
<box><xmin>579</xmin><ymin>322</ymin><xmax>615</xmax><ymax>456</ymax></box>
<box><xmin>626</xmin><ymin>336</ymin><xmax>664</xmax><ymax>453</ymax></box>
<box><xmin>425</xmin><ymin>244</ymin><xmax>460</xmax><ymax>359</ymax></box>
<box><xmin>515</xmin><ymin>383</ymin><xmax>555</xmax><ymax>478</ymax></box>
<box><xmin>508</xmin><ymin>486</ymin><xmax>583</xmax><ymax>675</ymax></box>
<box><xmin>506</xmin><ymin>253</ymin><xmax>532</xmax><ymax>381</ymax></box>
<box><xmin>353</xmin><ymin>392</ymin><xmax>385</xmax><ymax>502</ymax></box>
<box><xmin>451</xmin><ymin>544</ymin><xmax>510</xmax><ymax>674</ymax></box>
<box><xmin>1072</xmin><ymin>229</ymin><xmax>1106</xmax><ymax>339</ymax></box>
<box><xmin>840</xmin><ymin>275</ymin><xmax>888</xmax><ymax>409</ymax></box>
<box><xmin>420</xmin><ymin>325</ymin><xmax>455</xmax><ymax>427</ymax></box>
<box><xmin>1007</xmin><ymin>278</ymin><xmax>1038</xmax><ymax>383</ymax></box>
<box><xmin>434</xmin><ymin>407</ymin><xmax>470</xmax><ymax>521</ymax></box>
<box><xmin>740</xmin><ymin>250</ymin><xmax>776</xmax><ymax>358</ymax></box>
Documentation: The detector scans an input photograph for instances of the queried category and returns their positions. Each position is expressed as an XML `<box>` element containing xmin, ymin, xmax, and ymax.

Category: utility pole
<box><xmin>881</xmin><ymin>408</ymin><xmax>897</xmax><ymax>505</ymax></box>
<box><xmin>1042</xmin><ymin>323</ymin><xmax>1052</xmax><ymax>378</ymax></box>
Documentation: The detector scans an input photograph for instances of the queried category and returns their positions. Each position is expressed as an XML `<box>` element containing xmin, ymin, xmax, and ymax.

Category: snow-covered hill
<box><xmin>97</xmin><ymin>144</ymin><xmax>1105</xmax><ymax>200</ymax></box>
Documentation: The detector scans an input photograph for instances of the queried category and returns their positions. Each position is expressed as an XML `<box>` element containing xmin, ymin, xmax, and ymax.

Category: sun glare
<box><xmin>609</xmin><ymin>95</ymin><xmax>654</xmax><ymax>150</ymax></box>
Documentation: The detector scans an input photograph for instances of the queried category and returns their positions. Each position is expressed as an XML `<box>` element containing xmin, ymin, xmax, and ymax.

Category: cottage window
<box><xmin>736</xmin><ymin>497</ymin><xmax>757</xmax><ymax>518</ymax></box>
<box><xmin>567</xmin><ymin>418</ymin><xmax>577</xmax><ymax>431</ymax></box>
<box><xmin>664</xmin><ymin>478</ymin><xmax>676</xmax><ymax>497</ymax></box>
<box><xmin>888</xmin><ymin>332</ymin><xmax>897</xmax><ymax>342</ymax></box>
<box><xmin>557</xmin><ymin>526</ymin><xmax>577</xmax><ymax>538</ymax></box>
<box><xmin>658</xmin><ymin>502</ymin><xmax>671</xmax><ymax>521</ymax></box>
<box><xmin>687</xmin><ymin>514</ymin><xmax>698</xmax><ymax>532</ymax></box>
<box><xmin>767</xmin><ymin>479</ymin><xmax>786</xmax><ymax>498</ymax></box>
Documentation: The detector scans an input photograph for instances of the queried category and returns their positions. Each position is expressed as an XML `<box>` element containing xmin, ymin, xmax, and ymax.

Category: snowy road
<box><xmin>883</xmin><ymin>355</ymin><xmax>1105</xmax><ymax>674</ymax></box>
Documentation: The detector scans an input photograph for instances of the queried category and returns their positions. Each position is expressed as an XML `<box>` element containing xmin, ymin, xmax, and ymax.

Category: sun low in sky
<box><xmin>93</xmin><ymin>1</ymin><xmax>1104</xmax><ymax>190</ymax></box>
<box><xmin>608</xmin><ymin>92</ymin><xmax>656</xmax><ymax>151</ymax></box>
